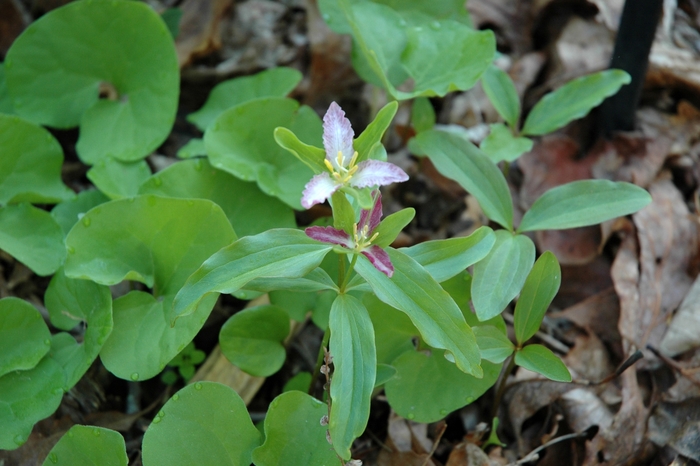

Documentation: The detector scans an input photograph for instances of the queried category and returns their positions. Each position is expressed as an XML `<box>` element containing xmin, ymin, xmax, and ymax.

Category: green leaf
<box><xmin>268</xmin><ymin>290</ymin><xmax>317</xmax><ymax>322</ymax></box>
<box><xmin>189</xmin><ymin>68</ymin><xmax>302</xmax><ymax>131</ymax></box>
<box><xmin>273</xmin><ymin>127</ymin><xmax>326</xmax><ymax>175</ymax></box>
<box><xmin>51</xmin><ymin>190</ymin><xmax>109</xmax><ymax>237</ymax></box>
<box><xmin>365</xmin><ymin>294</ymin><xmax>419</xmax><ymax>366</ymax></box>
<box><xmin>0</xmin><ymin>64</ymin><xmax>14</xmax><ymax>115</ymax></box>
<box><xmin>252</xmin><ymin>391</ymin><xmax>338</xmax><ymax>466</ymax></box>
<box><xmin>472</xmin><ymin>230</ymin><xmax>535</xmax><ymax>321</ymax></box>
<box><xmin>5</xmin><ymin>0</ymin><xmax>179</xmax><ymax>163</ymax></box>
<box><xmin>44</xmin><ymin>268</ymin><xmax>113</xmax><ymax>388</ymax></box>
<box><xmin>513</xmin><ymin>251</ymin><xmax>561</xmax><ymax>345</ymax></box>
<box><xmin>480</xmin><ymin>123</ymin><xmax>533</xmax><ymax>163</ymax></box>
<box><xmin>384</xmin><ymin>348</ymin><xmax>501</xmax><ymax>422</ymax></box>
<box><xmin>176</xmin><ymin>138</ymin><xmax>207</xmax><ymax>159</ymax></box>
<box><xmin>328</xmin><ymin>294</ymin><xmax>376</xmax><ymax>460</ymax></box>
<box><xmin>0</xmin><ymin>297</ymin><xmax>51</xmax><ymax>378</ymax></box>
<box><xmin>161</xmin><ymin>8</ymin><xmax>183</xmax><ymax>39</ymax></box>
<box><xmin>42</xmin><ymin>425</ymin><xmax>127</xmax><ymax>466</ymax></box>
<box><xmin>172</xmin><ymin>229</ymin><xmax>333</xmax><ymax>320</ymax></box>
<box><xmin>219</xmin><ymin>305</ymin><xmax>290</xmax><ymax>377</ymax></box>
<box><xmin>518</xmin><ymin>179</ymin><xmax>652</xmax><ymax>232</ymax></box>
<box><xmin>87</xmin><ymin>158</ymin><xmax>151</xmax><ymax>200</ymax></box>
<box><xmin>481</xmin><ymin>65</ymin><xmax>520</xmax><ymax>128</ymax></box>
<box><xmin>282</xmin><ymin>372</ymin><xmax>312</xmax><ymax>393</ymax></box>
<box><xmin>515</xmin><ymin>344</ymin><xmax>571</xmax><ymax>382</ymax></box>
<box><xmin>411</xmin><ymin>97</ymin><xmax>435</xmax><ymax>133</ymax></box>
<box><xmin>0</xmin><ymin>203</ymin><xmax>65</xmax><ymax>276</ymax></box>
<box><xmin>206</xmin><ymin>98</ymin><xmax>322</xmax><ymax>209</ymax></box>
<box><xmin>401</xmin><ymin>226</ymin><xmax>495</xmax><ymax>282</ymax></box>
<box><xmin>373</xmin><ymin>208</ymin><xmax>415</xmax><ymax>248</ymax></box>
<box><xmin>63</xmin><ymin>196</ymin><xmax>235</xmax><ymax>380</ymax></box>
<box><xmin>375</xmin><ymin>363</ymin><xmax>397</xmax><ymax>386</ymax></box>
<box><xmin>473</xmin><ymin>325</ymin><xmax>514</xmax><ymax>364</ymax></box>
<box><xmin>521</xmin><ymin>69</ymin><xmax>631</xmax><ymax>136</ymax></box>
<box><xmin>0</xmin><ymin>115</ymin><xmax>74</xmax><ymax>204</ymax></box>
<box><xmin>139</xmin><ymin>158</ymin><xmax>295</xmax><ymax>237</ymax></box>
<box><xmin>0</xmin><ymin>355</ymin><xmax>64</xmax><ymax>450</ymax></box>
<box><xmin>416</xmin><ymin>129</ymin><xmax>513</xmax><ymax>229</ymax></box>
<box><xmin>142</xmin><ymin>382</ymin><xmax>262</xmax><ymax>466</ymax></box>
<box><xmin>331</xmin><ymin>191</ymin><xmax>356</xmax><ymax>234</ymax></box>
<box><xmin>355</xmin><ymin>248</ymin><xmax>482</xmax><ymax>377</ymax></box>
<box><xmin>355</xmin><ymin>101</ymin><xmax>398</xmax><ymax>161</ymax></box>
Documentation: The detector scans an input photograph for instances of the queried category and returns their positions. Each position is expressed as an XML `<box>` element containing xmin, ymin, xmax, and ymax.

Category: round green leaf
<box><xmin>0</xmin><ymin>356</ymin><xmax>65</xmax><ymax>450</ymax></box>
<box><xmin>0</xmin><ymin>203</ymin><xmax>66</xmax><ymax>276</ymax></box>
<box><xmin>0</xmin><ymin>297</ymin><xmax>51</xmax><ymax>378</ymax></box>
<box><xmin>188</xmin><ymin>67</ymin><xmax>302</xmax><ymax>131</ymax></box>
<box><xmin>51</xmin><ymin>190</ymin><xmax>109</xmax><ymax>237</ymax></box>
<box><xmin>282</xmin><ymin>372</ymin><xmax>312</xmax><ymax>393</ymax></box>
<box><xmin>205</xmin><ymin>97</ymin><xmax>322</xmax><ymax>210</ymax></box>
<box><xmin>142</xmin><ymin>382</ymin><xmax>261</xmax><ymax>466</ymax></box>
<box><xmin>517</xmin><ymin>179</ymin><xmax>652</xmax><ymax>232</ymax></box>
<box><xmin>139</xmin><ymin>158</ymin><xmax>295</xmax><ymax>237</ymax></box>
<box><xmin>514</xmin><ymin>344</ymin><xmax>571</xmax><ymax>382</ymax></box>
<box><xmin>87</xmin><ymin>158</ymin><xmax>151</xmax><ymax>200</ymax></box>
<box><xmin>513</xmin><ymin>251</ymin><xmax>561</xmax><ymax>345</ymax></box>
<box><xmin>5</xmin><ymin>0</ymin><xmax>179</xmax><ymax>163</ymax></box>
<box><xmin>0</xmin><ymin>115</ymin><xmax>73</xmax><ymax>205</ymax></box>
<box><xmin>252</xmin><ymin>391</ymin><xmax>338</xmax><ymax>466</ymax></box>
<box><xmin>521</xmin><ymin>69</ymin><xmax>631</xmax><ymax>136</ymax></box>
<box><xmin>472</xmin><ymin>231</ymin><xmax>535</xmax><ymax>321</ymax></box>
<box><xmin>385</xmin><ymin>349</ymin><xmax>501</xmax><ymax>423</ymax></box>
<box><xmin>41</xmin><ymin>425</ymin><xmax>127</xmax><ymax>466</ymax></box>
<box><xmin>365</xmin><ymin>294</ymin><xmax>418</xmax><ymax>366</ymax></box>
<box><xmin>481</xmin><ymin>65</ymin><xmax>520</xmax><ymax>128</ymax></box>
<box><xmin>0</xmin><ymin>64</ymin><xmax>13</xmax><ymax>115</ymax></box>
<box><xmin>219</xmin><ymin>305</ymin><xmax>290</xmax><ymax>377</ymax></box>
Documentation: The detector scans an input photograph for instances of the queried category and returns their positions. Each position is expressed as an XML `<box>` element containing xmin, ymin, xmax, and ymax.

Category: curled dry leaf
<box><xmin>661</xmin><ymin>275</ymin><xmax>700</xmax><ymax>356</ymax></box>
<box><xmin>590</xmin><ymin>134</ymin><xmax>671</xmax><ymax>189</ymax></box>
<box><xmin>564</xmin><ymin>331</ymin><xmax>614</xmax><ymax>383</ymax></box>
<box><xmin>560</xmin><ymin>388</ymin><xmax>613</xmax><ymax>434</ymax></box>
<box><xmin>648</xmin><ymin>398</ymin><xmax>700</xmax><ymax>462</ymax></box>
<box><xmin>663</xmin><ymin>349</ymin><xmax>700</xmax><ymax>402</ymax></box>
<box><xmin>376</xmin><ymin>411</ymin><xmax>436</xmax><ymax>466</ymax></box>
<box><xmin>612</xmin><ymin>179</ymin><xmax>697</xmax><ymax>363</ymax></box>
<box><xmin>549</xmin><ymin>17</ymin><xmax>613</xmax><ymax>84</ymax></box>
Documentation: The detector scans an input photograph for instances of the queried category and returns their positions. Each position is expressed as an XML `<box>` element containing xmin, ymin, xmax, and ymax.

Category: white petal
<box><xmin>323</xmin><ymin>102</ymin><xmax>355</xmax><ymax>168</ymax></box>
<box><xmin>301</xmin><ymin>173</ymin><xmax>341</xmax><ymax>209</ymax></box>
<box><xmin>350</xmin><ymin>160</ymin><xmax>409</xmax><ymax>189</ymax></box>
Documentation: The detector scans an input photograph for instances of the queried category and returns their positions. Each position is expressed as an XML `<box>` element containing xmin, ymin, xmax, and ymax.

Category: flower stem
<box><xmin>490</xmin><ymin>353</ymin><xmax>516</xmax><ymax>420</ymax></box>
<box><xmin>339</xmin><ymin>254</ymin><xmax>358</xmax><ymax>293</ymax></box>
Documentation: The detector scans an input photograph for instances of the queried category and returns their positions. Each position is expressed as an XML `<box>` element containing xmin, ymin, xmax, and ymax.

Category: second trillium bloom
<box><xmin>301</xmin><ymin>102</ymin><xmax>408</xmax><ymax>209</ymax></box>
<box><xmin>306</xmin><ymin>194</ymin><xmax>394</xmax><ymax>277</ymax></box>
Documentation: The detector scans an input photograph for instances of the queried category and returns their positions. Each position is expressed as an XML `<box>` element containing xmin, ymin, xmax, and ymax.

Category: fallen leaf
<box><xmin>176</xmin><ymin>0</ymin><xmax>233</xmax><ymax>67</ymax></box>
<box><xmin>648</xmin><ymin>398</ymin><xmax>700</xmax><ymax>462</ymax></box>
<box><xmin>560</xmin><ymin>388</ymin><xmax>614</xmax><ymax>433</ymax></box>
<box><xmin>661</xmin><ymin>275</ymin><xmax>700</xmax><ymax>356</ymax></box>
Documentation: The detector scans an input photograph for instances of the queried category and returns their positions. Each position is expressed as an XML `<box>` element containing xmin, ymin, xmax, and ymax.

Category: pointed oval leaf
<box><xmin>514</xmin><ymin>344</ymin><xmax>571</xmax><ymax>382</ymax></box>
<box><xmin>251</xmin><ymin>391</ymin><xmax>338</xmax><ymax>466</ymax></box>
<box><xmin>205</xmin><ymin>98</ymin><xmax>322</xmax><ymax>209</ymax></box>
<box><xmin>472</xmin><ymin>231</ymin><xmax>535</xmax><ymax>321</ymax></box>
<box><xmin>0</xmin><ymin>203</ymin><xmax>65</xmax><ymax>276</ymax></box>
<box><xmin>51</xmin><ymin>190</ymin><xmax>109</xmax><ymax>237</ymax></box>
<box><xmin>411</xmin><ymin>97</ymin><xmax>436</xmax><ymax>133</ymax></box>
<box><xmin>328</xmin><ymin>294</ymin><xmax>376</xmax><ymax>460</ymax></box>
<box><xmin>481</xmin><ymin>65</ymin><xmax>520</xmax><ymax>128</ymax></box>
<box><xmin>188</xmin><ymin>67</ymin><xmax>302</xmax><ymax>131</ymax></box>
<box><xmin>139</xmin><ymin>158</ymin><xmax>295</xmax><ymax>237</ymax></box>
<box><xmin>172</xmin><ymin>229</ymin><xmax>333</xmax><ymax>320</ymax></box>
<box><xmin>385</xmin><ymin>349</ymin><xmax>501</xmax><ymax>423</ymax></box>
<box><xmin>416</xmin><ymin>129</ymin><xmax>513</xmax><ymax>229</ymax></box>
<box><xmin>274</xmin><ymin>127</ymin><xmax>327</xmax><ymax>174</ymax></box>
<box><xmin>5</xmin><ymin>0</ymin><xmax>179</xmax><ymax>163</ymax></box>
<box><xmin>518</xmin><ymin>179</ymin><xmax>652</xmax><ymax>232</ymax></box>
<box><xmin>373</xmin><ymin>207</ymin><xmax>416</xmax><ymax>248</ymax></box>
<box><xmin>0</xmin><ymin>297</ymin><xmax>51</xmax><ymax>378</ymax></box>
<box><xmin>0</xmin><ymin>115</ymin><xmax>73</xmax><ymax>204</ymax></box>
<box><xmin>41</xmin><ymin>425</ymin><xmax>127</xmax><ymax>466</ymax></box>
<box><xmin>86</xmin><ymin>158</ymin><xmax>151</xmax><ymax>200</ymax></box>
<box><xmin>401</xmin><ymin>226</ymin><xmax>495</xmax><ymax>282</ymax></box>
<box><xmin>355</xmin><ymin>248</ymin><xmax>482</xmax><ymax>377</ymax></box>
<box><xmin>473</xmin><ymin>325</ymin><xmax>514</xmax><ymax>364</ymax></box>
<box><xmin>513</xmin><ymin>251</ymin><xmax>561</xmax><ymax>345</ymax></box>
<box><xmin>521</xmin><ymin>69</ymin><xmax>631</xmax><ymax>136</ymax></box>
<box><xmin>354</xmin><ymin>101</ymin><xmax>398</xmax><ymax>161</ymax></box>
<box><xmin>480</xmin><ymin>123</ymin><xmax>533</xmax><ymax>163</ymax></box>
<box><xmin>365</xmin><ymin>294</ymin><xmax>420</xmax><ymax>366</ymax></box>
<box><xmin>142</xmin><ymin>382</ymin><xmax>261</xmax><ymax>466</ymax></box>
<box><xmin>219</xmin><ymin>305</ymin><xmax>290</xmax><ymax>377</ymax></box>
<box><xmin>0</xmin><ymin>355</ymin><xmax>64</xmax><ymax>450</ymax></box>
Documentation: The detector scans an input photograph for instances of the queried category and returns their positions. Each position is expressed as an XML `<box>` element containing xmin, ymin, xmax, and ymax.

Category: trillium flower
<box><xmin>301</xmin><ymin>102</ymin><xmax>408</xmax><ymax>209</ymax></box>
<box><xmin>305</xmin><ymin>193</ymin><xmax>394</xmax><ymax>277</ymax></box>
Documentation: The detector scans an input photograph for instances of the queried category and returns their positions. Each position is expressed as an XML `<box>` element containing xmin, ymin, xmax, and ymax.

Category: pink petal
<box><xmin>305</xmin><ymin>226</ymin><xmax>354</xmax><ymax>249</ymax></box>
<box><xmin>302</xmin><ymin>173</ymin><xmax>341</xmax><ymax>209</ymax></box>
<box><xmin>349</xmin><ymin>160</ymin><xmax>409</xmax><ymax>189</ymax></box>
<box><xmin>359</xmin><ymin>191</ymin><xmax>383</xmax><ymax>233</ymax></box>
<box><xmin>323</xmin><ymin>102</ymin><xmax>355</xmax><ymax>169</ymax></box>
<box><xmin>362</xmin><ymin>246</ymin><xmax>394</xmax><ymax>277</ymax></box>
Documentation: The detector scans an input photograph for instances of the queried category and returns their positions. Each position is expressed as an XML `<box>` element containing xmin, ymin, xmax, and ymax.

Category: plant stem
<box><xmin>337</xmin><ymin>255</ymin><xmax>346</xmax><ymax>290</ymax></box>
<box><xmin>309</xmin><ymin>326</ymin><xmax>331</xmax><ymax>396</ymax></box>
<box><xmin>339</xmin><ymin>254</ymin><xmax>358</xmax><ymax>293</ymax></box>
<box><xmin>490</xmin><ymin>354</ymin><xmax>516</xmax><ymax>420</ymax></box>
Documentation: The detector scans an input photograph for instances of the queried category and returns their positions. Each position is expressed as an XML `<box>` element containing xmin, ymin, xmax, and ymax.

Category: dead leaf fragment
<box><xmin>648</xmin><ymin>398</ymin><xmax>700</xmax><ymax>461</ymax></box>
<box><xmin>176</xmin><ymin>0</ymin><xmax>233</xmax><ymax>67</ymax></box>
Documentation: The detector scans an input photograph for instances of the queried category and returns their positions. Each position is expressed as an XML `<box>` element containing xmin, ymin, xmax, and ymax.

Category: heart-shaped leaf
<box><xmin>0</xmin><ymin>115</ymin><xmax>73</xmax><ymax>204</ymax></box>
<box><xmin>5</xmin><ymin>0</ymin><xmax>179</xmax><ymax>164</ymax></box>
<box><xmin>515</xmin><ymin>344</ymin><xmax>571</xmax><ymax>382</ymax></box>
<box><xmin>42</xmin><ymin>426</ymin><xmax>127</xmax><ymax>466</ymax></box>
<box><xmin>0</xmin><ymin>297</ymin><xmax>51</xmax><ymax>378</ymax></box>
<box><xmin>86</xmin><ymin>158</ymin><xmax>151</xmax><ymax>200</ymax></box>
<box><xmin>51</xmin><ymin>190</ymin><xmax>109</xmax><ymax>237</ymax></box>
<box><xmin>0</xmin><ymin>64</ymin><xmax>13</xmax><ymax>114</ymax></box>
<box><xmin>142</xmin><ymin>382</ymin><xmax>261</xmax><ymax>466</ymax></box>
<box><xmin>513</xmin><ymin>251</ymin><xmax>561</xmax><ymax>345</ymax></box>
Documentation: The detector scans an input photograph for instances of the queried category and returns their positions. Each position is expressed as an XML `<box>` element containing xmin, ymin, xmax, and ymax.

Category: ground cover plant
<box><xmin>1</xmin><ymin>0</ymin><xmax>698</xmax><ymax>464</ymax></box>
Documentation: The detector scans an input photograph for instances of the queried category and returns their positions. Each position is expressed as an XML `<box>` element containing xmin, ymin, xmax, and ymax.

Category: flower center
<box><xmin>353</xmin><ymin>222</ymin><xmax>378</xmax><ymax>251</ymax></box>
<box><xmin>324</xmin><ymin>150</ymin><xmax>359</xmax><ymax>184</ymax></box>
